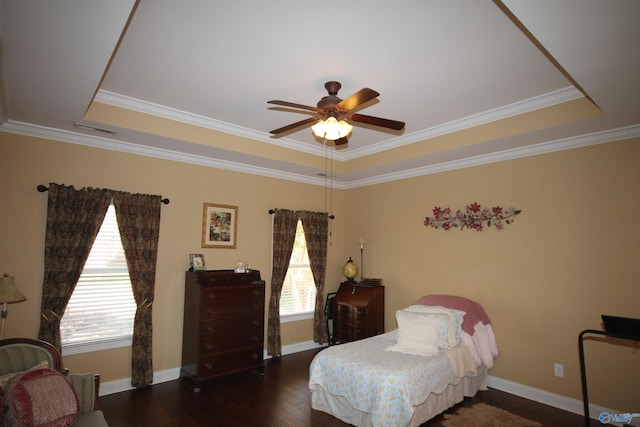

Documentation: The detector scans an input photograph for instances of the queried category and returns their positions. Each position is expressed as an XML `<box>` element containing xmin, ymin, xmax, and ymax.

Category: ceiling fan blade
<box><xmin>337</xmin><ymin>88</ymin><xmax>380</xmax><ymax>112</ymax></box>
<box><xmin>349</xmin><ymin>113</ymin><xmax>405</xmax><ymax>131</ymax></box>
<box><xmin>334</xmin><ymin>137</ymin><xmax>349</xmax><ymax>146</ymax></box>
<box><xmin>270</xmin><ymin>117</ymin><xmax>319</xmax><ymax>135</ymax></box>
<box><xmin>267</xmin><ymin>100</ymin><xmax>320</xmax><ymax>113</ymax></box>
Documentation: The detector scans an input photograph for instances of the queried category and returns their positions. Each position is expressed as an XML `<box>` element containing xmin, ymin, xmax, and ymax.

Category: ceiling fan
<box><xmin>267</xmin><ymin>81</ymin><xmax>405</xmax><ymax>146</ymax></box>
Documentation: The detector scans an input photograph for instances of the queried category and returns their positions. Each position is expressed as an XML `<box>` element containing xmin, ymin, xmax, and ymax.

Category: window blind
<box><xmin>280</xmin><ymin>220</ymin><xmax>316</xmax><ymax>315</ymax></box>
<box><xmin>60</xmin><ymin>205</ymin><xmax>137</xmax><ymax>348</ymax></box>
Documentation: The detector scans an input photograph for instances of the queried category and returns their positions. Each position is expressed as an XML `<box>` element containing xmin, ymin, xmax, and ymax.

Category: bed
<box><xmin>309</xmin><ymin>295</ymin><xmax>499</xmax><ymax>427</ymax></box>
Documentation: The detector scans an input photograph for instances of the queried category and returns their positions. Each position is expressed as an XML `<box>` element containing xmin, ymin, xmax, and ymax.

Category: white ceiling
<box><xmin>1</xmin><ymin>0</ymin><xmax>639</xmax><ymax>187</ymax></box>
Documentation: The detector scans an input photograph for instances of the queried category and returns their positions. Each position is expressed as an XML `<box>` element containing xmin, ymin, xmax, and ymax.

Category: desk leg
<box><xmin>579</xmin><ymin>330</ymin><xmax>591</xmax><ymax>427</ymax></box>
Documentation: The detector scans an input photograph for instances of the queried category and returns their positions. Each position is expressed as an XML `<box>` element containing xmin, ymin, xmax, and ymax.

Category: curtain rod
<box><xmin>268</xmin><ymin>209</ymin><xmax>334</xmax><ymax>219</ymax></box>
<box><xmin>37</xmin><ymin>184</ymin><xmax>170</xmax><ymax>205</ymax></box>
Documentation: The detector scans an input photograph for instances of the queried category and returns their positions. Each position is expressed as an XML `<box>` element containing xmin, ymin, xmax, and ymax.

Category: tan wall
<box><xmin>0</xmin><ymin>132</ymin><xmax>345</xmax><ymax>382</ymax></box>
<box><xmin>2</xmin><ymin>131</ymin><xmax>638</xmax><ymax>412</ymax></box>
<box><xmin>343</xmin><ymin>138</ymin><xmax>640</xmax><ymax>411</ymax></box>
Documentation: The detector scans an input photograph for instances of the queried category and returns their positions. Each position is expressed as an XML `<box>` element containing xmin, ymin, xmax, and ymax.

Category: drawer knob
<box><xmin>207</xmin><ymin>326</ymin><xmax>215</xmax><ymax>333</ymax></box>
<box><xmin>208</xmin><ymin>293</ymin><xmax>216</xmax><ymax>300</ymax></box>
<box><xmin>206</xmin><ymin>343</ymin><xmax>214</xmax><ymax>351</ymax></box>
<box><xmin>207</xmin><ymin>307</ymin><xmax>214</xmax><ymax>315</ymax></box>
<box><xmin>252</xmin><ymin>290</ymin><xmax>259</xmax><ymax>296</ymax></box>
<box><xmin>251</xmin><ymin>353</ymin><xmax>258</xmax><ymax>360</ymax></box>
<box><xmin>252</xmin><ymin>320</ymin><xmax>259</xmax><ymax>326</ymax></box>
<box><xmin>251</xmin><ymin>335</ymin><xmax>258</xmax><ymax>342</ymax></box>
<box><xmin>205</xmin><ymin>363</ymin><xmax>213</xmax><ymax>370</ymax></box>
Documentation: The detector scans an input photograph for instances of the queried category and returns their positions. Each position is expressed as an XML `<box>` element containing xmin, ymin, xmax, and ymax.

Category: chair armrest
<box><xmin>67</xmin><ymin>373</ymin><xmax>101</xmax><ymax>413</ymax></box>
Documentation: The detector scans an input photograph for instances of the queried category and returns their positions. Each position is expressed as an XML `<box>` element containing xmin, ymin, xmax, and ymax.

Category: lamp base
<box><xmin>0</xmin><ymin>302</ymin><xmax>7</xmax><ymax>339</ymax></box>
<box><xmin>360</xmin><ymin>247</ymin><xmax>364</xmax><ymax>284</ymax></box>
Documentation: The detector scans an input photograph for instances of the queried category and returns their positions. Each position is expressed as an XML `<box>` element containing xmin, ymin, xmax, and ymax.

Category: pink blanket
<box><xmin>413</xmin><ymin>294</ymin><xmax>491</xmax><ymax>335</ymax></box>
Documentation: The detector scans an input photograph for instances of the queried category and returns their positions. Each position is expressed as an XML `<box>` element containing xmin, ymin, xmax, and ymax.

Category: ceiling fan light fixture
<box><xmin>312</xmin><ymin>116</ymin><xmax>352</xmax><ymax>141</ymax></box>
<box><xmin>269</xmin><ymin>81</ymin><xmax>403</xmax><ymax>143</ymax></box>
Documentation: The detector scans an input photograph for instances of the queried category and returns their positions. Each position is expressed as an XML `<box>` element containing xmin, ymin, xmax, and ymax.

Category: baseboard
<box><xmin>99</xmin><ymin>367</ymin><xmax>181</xmax><ymax>396</ymax></box>
<box><xmin>100</xmin><ymin>340</ymin><xmax>324</xmax><ymax>396</ymax></box>
<box><xmin>264</xmin><ymin>339</ymin><xmax>325</xmax><ymax>359</ymax></box>
<box><xmin>487</xmin><ymin>375</ymin><xmax>625</xmax><ymax>425</ymax></box>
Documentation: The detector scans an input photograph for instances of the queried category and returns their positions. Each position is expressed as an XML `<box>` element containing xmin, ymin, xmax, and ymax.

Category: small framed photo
<box><xmin>202</xmin><ymin>203</ymin><xmax>238</xmax><ymax>249</ymax></box>
<box><xmin>189</xmin><ymin>254</ymin><xmax>206</xmax><ymax>271</ymax></box>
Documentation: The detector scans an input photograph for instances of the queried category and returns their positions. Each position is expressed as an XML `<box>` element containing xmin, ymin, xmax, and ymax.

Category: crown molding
<box><xmin>0</xmin><ymin>120</ymin><xmax>336</xmax><ymax>188</ymax></box>
<box><xmin>341</xmin><ymin>86</ymin><xmax>584</xmax><ymax>160</ymax></box>
<box><xmin>343</xmin><ymin>123</ymin><xmax>640</xmax><ymax>188</ymax></box>
<box><xmin>2</xmin><ymin>120</ymin><xmax>638</xmax><ymax>190</ymax></box>
<box><xmin>94</xmin><ymin>90</ymin><xmax>330</xmax><ymax>159</ymax></box>
<box><xmin>95</xmin><ymin>86</ymin><xmax>583</xmax><ymax>162</ymax></box>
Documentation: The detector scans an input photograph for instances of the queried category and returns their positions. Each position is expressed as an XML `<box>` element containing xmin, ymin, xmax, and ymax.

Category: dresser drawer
<box><xmin>199</xmin><ymin>315</ymin><xmax>262</xmax><ymax>338</ymax></box>
<box><xmin>199</xmin><ymin>333</ymin><xmax>262</xmax><ymax>356</ymax></box>
<box><xmin>201</xmin><ymin>286</ymin><xmax>264</xmax><ymax>304</ymax></box>
<box><xmin>200</xmin><ymin>300</ymin><xmax>263</xmax><ymax>321</ymax></box>
<box><xmin>197</xmin><ymin>346</ymin><xmax>263</xmax><ymax>377</ymax></box>
<box><xmin>194</xmin><ymin>270</ymin><xmax>262</xmax><ymax>286</ymax></box>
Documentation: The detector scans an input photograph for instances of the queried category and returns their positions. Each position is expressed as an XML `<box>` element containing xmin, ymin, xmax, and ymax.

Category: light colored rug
<box><xmin>442</xmin><ymin>403</ymin><xmax>542</xmax><ymax>427</ymax></box>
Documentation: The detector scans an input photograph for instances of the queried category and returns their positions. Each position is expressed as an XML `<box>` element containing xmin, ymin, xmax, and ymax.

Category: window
<box><xmin>60</xmin><ymin>204</ymin><xmax>137</xmax><ymax>354</ymax></box>
<box><xmin>280</xmin><ymin>220</ymin><xmax>316</xmax><ymax>320</ymax></box>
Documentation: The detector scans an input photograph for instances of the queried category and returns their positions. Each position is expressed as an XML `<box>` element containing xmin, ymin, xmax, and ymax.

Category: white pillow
<box><xmin>386</xmin><ymin>309</ymin><xmax>441</xmax><ymax>356</ymax></box>
<box><xmin>405</xmin><ymin>305</ymin><xmax>465</xmax><ymax>348</ymax></box>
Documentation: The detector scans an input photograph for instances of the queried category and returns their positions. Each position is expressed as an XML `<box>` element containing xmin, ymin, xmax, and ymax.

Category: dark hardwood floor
<box><xmin>100</xmin><ymin>348</ymin><xmax>586</xmax><ymax>426</ymax></box>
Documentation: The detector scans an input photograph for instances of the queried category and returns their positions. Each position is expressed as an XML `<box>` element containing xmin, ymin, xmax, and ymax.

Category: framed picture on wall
<box><xmin>189</xmin><ymin>254</ymin><xmax>206</xmax><ymax>271</ymax></box>
<box><xmin>202</xmin><ymin>203</ymin><xmax>238</xmax><ymax>249</ymax></box>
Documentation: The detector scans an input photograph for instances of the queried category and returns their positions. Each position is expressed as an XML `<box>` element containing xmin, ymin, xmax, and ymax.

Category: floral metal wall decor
<box><xmin>424</xmin><ymin>202</ymin><xmax>521</xmax><ymax>231</ymax></box>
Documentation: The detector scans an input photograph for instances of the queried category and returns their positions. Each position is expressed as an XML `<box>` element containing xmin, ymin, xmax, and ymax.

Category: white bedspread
<box><xmin>309</xmin><ymin>332</ymin><xmax>470</xmax><ymax>427</ymax></box>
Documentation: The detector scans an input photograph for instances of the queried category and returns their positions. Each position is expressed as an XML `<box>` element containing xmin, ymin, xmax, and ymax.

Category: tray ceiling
<box><xmin>1</xmin><ymin>0</ymin><xmax>639</xmax><ymax>187</ymax></box>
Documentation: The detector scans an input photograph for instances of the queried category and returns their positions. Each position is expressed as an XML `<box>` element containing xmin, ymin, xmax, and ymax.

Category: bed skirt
<box><xmin>311</xmin><ymin>365</ymin><xmax>488</xmax><ymax>427</ymax></box>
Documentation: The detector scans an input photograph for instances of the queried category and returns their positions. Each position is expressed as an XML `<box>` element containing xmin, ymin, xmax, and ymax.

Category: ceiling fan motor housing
<box><xmin>317</xmin><ymin>81</ymin><xmax>343</xmax><ymax>112</ymax></box>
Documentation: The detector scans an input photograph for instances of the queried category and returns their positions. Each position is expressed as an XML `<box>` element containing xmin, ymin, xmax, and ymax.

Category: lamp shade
<box><xmin>312</xmin><ymin>117</ymin><xmax>353</xmax><ymax>140</ymax></box>
<box><xmin>0</xmin><ymin>274</ymin><xmax>27</xmax><ymax>304</ymax></box>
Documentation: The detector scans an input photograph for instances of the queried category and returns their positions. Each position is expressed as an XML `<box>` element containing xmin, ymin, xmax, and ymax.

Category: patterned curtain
<box><xmin>298</xmin><ymin>210</ymin><xmax>329</xmax><ymax>344</ymax></box>
<box><xmin>267</xmin><ymin>209</ymin><xmax>297</xmax><ymax>357</ymax></box>
<box><xmin>113</xmin><ymin>191</ymin><xmax>162</xmax><ymax>389</ymax></box>
<box><xmin>38</xmin><ymin>183</ymin><xmax>112</xmax><ymax>350</ymax></box>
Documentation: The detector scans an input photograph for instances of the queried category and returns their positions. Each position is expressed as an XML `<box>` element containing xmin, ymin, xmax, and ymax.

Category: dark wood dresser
<box><xmin>333</xmin><ymin>282</ymin><xmax>384</xmax><ymax>344</ymax></box>
<box><xmin>181</xmin><ymin>269</ymin><xmax>265</xmax><ymax>390</ymax></box>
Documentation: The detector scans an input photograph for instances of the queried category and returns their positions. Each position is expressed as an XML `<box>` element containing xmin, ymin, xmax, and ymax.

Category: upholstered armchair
<box><xmin>0</xmin><ymin>338</ymin><xmax>108</xmax><ymax>426</ymax></box>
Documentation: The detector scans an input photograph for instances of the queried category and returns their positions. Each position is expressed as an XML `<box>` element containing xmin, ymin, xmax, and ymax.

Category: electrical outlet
<box><xmin>554</xmin><ymin>363</ymin><xmax>564</xmax><ymax>378</ymax></box>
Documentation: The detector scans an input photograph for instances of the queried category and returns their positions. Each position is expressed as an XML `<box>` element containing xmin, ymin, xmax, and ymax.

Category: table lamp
<box><xmin>0</xmin><ymin>273</ymin><xmax>27</xmax><ymax>339</ymax></box>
